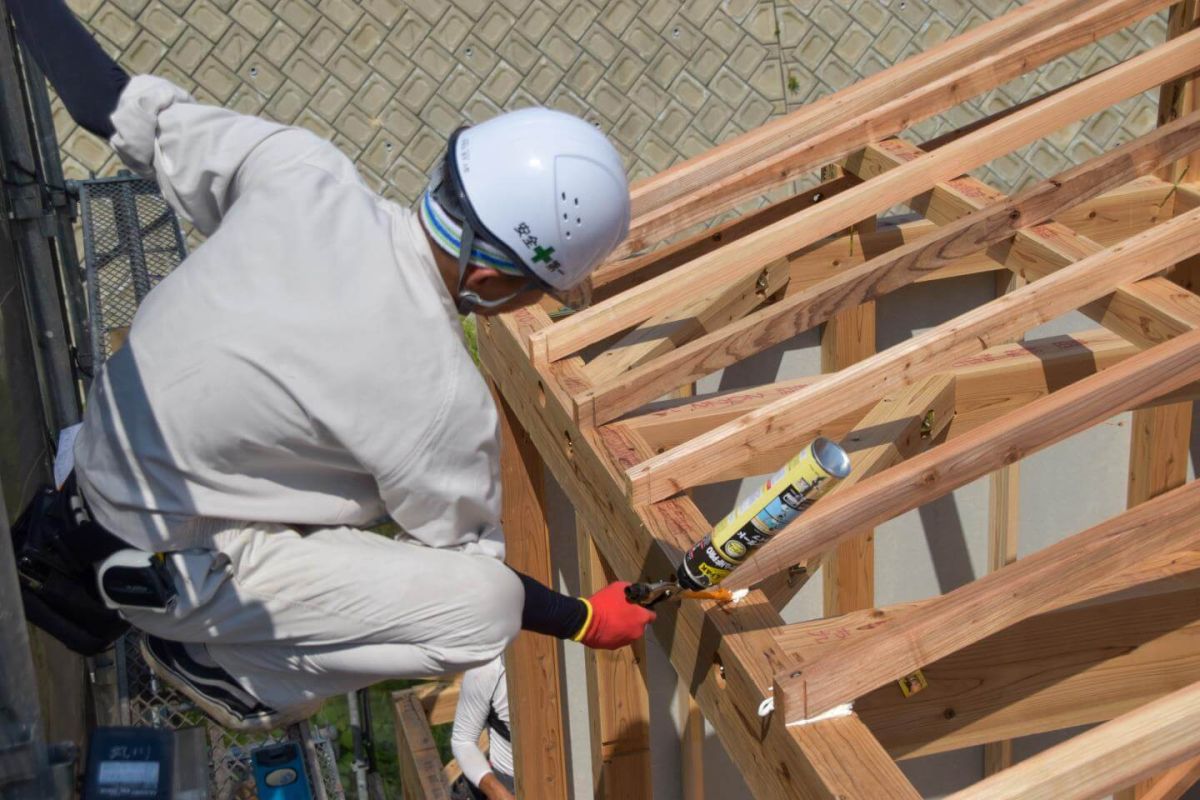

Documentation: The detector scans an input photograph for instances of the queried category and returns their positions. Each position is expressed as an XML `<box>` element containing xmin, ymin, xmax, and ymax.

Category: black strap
<box><xmin>486</xmin><ymin>706</ymin><xmax>510</xmax><ymax>744</ymax></box>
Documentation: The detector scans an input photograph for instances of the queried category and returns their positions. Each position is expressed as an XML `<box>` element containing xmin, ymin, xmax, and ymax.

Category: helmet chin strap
<box><xmin>454</xmin><ymin>223</ymin><xmax>535</xmax><ymax>315</ymax></box>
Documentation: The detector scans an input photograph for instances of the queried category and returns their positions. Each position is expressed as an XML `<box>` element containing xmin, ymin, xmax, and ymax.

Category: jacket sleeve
<box><xmin>451</xmin><ymin>661</ymin><xmax>498</xmax><ymax>788</ymax></box>
<box><xmin>109</xmin><ymin>75</ymin><xmax>333</xmax><ymax>236</ymax></box>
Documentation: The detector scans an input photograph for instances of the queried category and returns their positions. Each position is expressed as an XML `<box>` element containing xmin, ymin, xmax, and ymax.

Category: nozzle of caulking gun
<box><xmin>625</xmin><ymin>579</ymin><xmax>734</xmax><ymax>608</ymax></box>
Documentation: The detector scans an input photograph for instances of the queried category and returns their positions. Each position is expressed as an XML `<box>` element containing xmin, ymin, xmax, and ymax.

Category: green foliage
<box><xmin>462</xmin><ymin>315</ymin><xmax>480</xmax><ymax>366</ymax></box>
<box><xmin>313</xmin><ymin>680</ymin><xmax>455</xmax><ymax>796</ymax></box>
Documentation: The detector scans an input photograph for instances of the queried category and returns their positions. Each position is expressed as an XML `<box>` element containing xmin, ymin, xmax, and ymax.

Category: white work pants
<box><xmin>121</xmin><ymin>523</ymin><xmax>524</xmax><ymax>716</ymax></box>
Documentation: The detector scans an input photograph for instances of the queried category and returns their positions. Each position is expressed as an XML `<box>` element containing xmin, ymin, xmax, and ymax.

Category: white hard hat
<box><xmin>428</xmin><ymin>108</ymin><xmax>630</xmax><ymax>296</ymax></box>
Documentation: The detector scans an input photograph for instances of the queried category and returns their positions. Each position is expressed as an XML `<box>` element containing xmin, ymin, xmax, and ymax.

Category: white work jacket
<box><xmin>74</xmin><ymin>76</ymin><xmax>504</xmax><ymax>558</ymax></box>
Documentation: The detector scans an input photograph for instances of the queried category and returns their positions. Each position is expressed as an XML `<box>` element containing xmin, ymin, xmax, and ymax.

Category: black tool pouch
<box><xmin>11</xmin><ymin>479</ymin><xmax>131</xmax><ymax>655</ymax></box>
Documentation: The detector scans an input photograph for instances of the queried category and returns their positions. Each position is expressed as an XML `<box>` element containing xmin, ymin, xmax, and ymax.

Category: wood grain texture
<box><xmin>774</xmin><ymin>477</ymin><xmax>1200</xmax><ymax>721</ymax></box>
<box><xmin>850</xmin><ymin>142</ymin><xmax>1199</xmax><ymax>352</ymax></box>
<box><xmin>578</xmin><ymin>521</ymin><xmax>652</xmax><ymax>799</ymax></box>
<box><xmin>1138</xmin><ymin>755</ymin><xmax>1200</xmax><ymax>800</ymax></box>
<box><xmin>726</xmin><ymin>325</ymin><xmax>1200</xmax><ymax>594</ymax></box>
<box><xmin>536</xmin><ymin>23</ymin><xmax>1200</xmax><ymax>364</ymax></box>
<box><xmin>821</xmin><ymin>214</ymin><xmax>879</xmax><ymax>616</ymax></box>
<box><xmin>946</xmin><ymin>679</ymin><xmax>1200</xmax><ymax>800</ymax></box>
<box><xmin>847</xmin><ymin>589</ymin><xmax>1200</xmax><ymax>759</ymax></box>
<box><xmin>496</xmin><ymin>393</ymin><xmax>569</xmax><ymax>798</ymax></box>
<box><xmin>616</xmin><ymin>0</ymin><xmax>1173</xmax><ymax>257</ymax></box>
<box><xmin>393</xmin><ymin>690</ymin><xmax>452</xmax><ymax>800</ymax></box>
<box><xmin>585</xmin><ymin>108</ymin><xmax>1200</xmax><ymax>428</ymax></box>
<box><xmin>631</xmin><ymin>204</ymin><xmax>1200</xmax><ymax>504</ymax></box>
<box><xmin>584</xmin><ymin>257</ymin><xmax>789</xmax><ymax>385</ymax></box>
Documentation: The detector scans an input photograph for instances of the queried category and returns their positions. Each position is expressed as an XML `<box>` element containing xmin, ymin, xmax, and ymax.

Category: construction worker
<box><xmin>449</xmin><ymin>656</ymin><xmax>514</xmax><ymax>800</ymax></box>
<box><xmin>10</xmin><ymin>0</ymin><xmax>654</xmax><ymax>731</ymax></box>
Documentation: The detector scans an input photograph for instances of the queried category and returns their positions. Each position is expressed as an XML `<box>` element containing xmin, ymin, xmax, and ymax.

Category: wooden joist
<box><xmin>617</xmin><ymin>0</ymin><xmax>1173</xmax><ymax>257</ymax></box>
<box><xmin>579</xmin><ymin>111</ymin><xmax>1200</xmax><ymax>427</ymax></box>
<box><xmin>534</xmin><ymin>30</ymin><xmax>1200</xmax><ymax>367</ymax></box>
<box><xmin>945</xmin><ymin>680</ymin><xmax>1200</xmax><ymax>800</ymax></box>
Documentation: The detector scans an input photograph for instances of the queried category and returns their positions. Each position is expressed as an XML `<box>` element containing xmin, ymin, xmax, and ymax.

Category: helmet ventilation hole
<box><xmin>576</xmin><ymin>217</ymin><xmax>582</xmax><ymax>225</ymax></box>
<box><xmin>565</xmin><ymin>231</ymin><xmax>571</xmax><ymax>238</ymax></box>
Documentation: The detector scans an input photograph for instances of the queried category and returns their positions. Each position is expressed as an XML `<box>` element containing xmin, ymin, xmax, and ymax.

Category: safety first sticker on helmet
<box><xmin>514</xmin><ymin>223</ymin><xmax>562</xmax><ymax>274</ymax></box>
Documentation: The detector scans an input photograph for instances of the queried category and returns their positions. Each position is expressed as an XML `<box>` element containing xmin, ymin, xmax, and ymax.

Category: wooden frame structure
<box><xmin>481</xmin><ymin>1</ymin><xmax>1200</xmax><ymax>797</ymax></box>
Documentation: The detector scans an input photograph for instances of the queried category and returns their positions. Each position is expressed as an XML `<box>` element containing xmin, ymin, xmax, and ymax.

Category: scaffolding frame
<box><xmin>480</xmin><ymin>1</ymin><xmax>1200</xmax><ymax>797</ymax></box>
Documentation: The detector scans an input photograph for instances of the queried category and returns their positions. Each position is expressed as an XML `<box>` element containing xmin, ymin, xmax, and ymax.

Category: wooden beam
<box><xmin>537</xmin><ymin>26</ymin><xmax>1200</xmax><ymax>364</ymax></box>
<box><xmin>623</xmin><ymin>329</ymin><xmax>1132</xmax><ymax>463</ymax></box>
<box><xmin>584</xmin><ymin>256</ymin><xmax>789</xmax><ymax>385</ymax></box>
<box><xmin>1138</xmin><ymin>756</ymin><xmax>1200</xmax><ymax>800</ymax></box>
<box><xmin>593</xmin><ymin>174</ymin><xmax>859</xmax><ymax>297</ymax></box>
<box><xmin>617</xmin><ymin>0</ymin><xmax>1173</xmax><ymax>256</ymax></box>
<box><xmin>578</xmin><ymin>518</ymin><xmax>652</xmax><ymax>798</ymax></box>
<box><xmin>786</xmin><ymin>180</ymin><xmax>1171</xmax><ymax>295</ymax></box>
<box><xmin>480</xmin><ymin>306</ymin><xmax>917</xmax><ymax>799</ymax></box>
<box><xmin>393</xmin><ymin>690</ymin><xmax>452</xmax><ymax>800</ymax></box>
<box><xmin>848</xmin><ymin>141</ymin><xmax>1200</xmax><ymax>352</ymax></box>
<box><xmin>632</xmin><ymin>204</ymin><xmax>1200</xmax><ymax>504</ymax></box>
<box><xmin>581</xmin><ymin>109</ymin><xmax>1200</xmax><ymax>427</ymax></box>
<box><xmin>774</xmin><ymin>476</ymin><xmax>1200</xmax><ymax>722</ymax></box>
<box><xmin>778</xmin><ymin>587</ymin><xmax>1200</xmax><ymax>759</ymax></box>
<box><xmin>946</xmin><ymin>680</ymin><xmax>1200</xmax><ymax>800</ymax></box>
<box><xmin>496</xmin><ymin>393</ymin><xmax>569</xmax><ymax>798</ymax></box>
<box><xmin>726</xmin><ymin>324</ymin><xmax>1200</xmax><ymax>594</ymax></box>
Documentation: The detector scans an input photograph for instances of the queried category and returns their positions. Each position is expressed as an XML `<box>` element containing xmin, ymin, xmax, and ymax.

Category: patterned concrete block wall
<box><xmin>54</xmin><ymin>0</ymin><xmax>1168</xmax><ymax>222</ymax></box>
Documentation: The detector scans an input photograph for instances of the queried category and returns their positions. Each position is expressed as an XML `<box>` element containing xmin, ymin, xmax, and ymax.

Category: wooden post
<box><xmin>578</xmin><ymin>519</ymin><xmax>652</xmax><ymax>798</ymax></box>
<box><xmin>983</xmin><ymin>269</ymin><xmax>1024</xmax><ymax>777</ymax></box>
<box><xmin>820</xmin><ymin>209</ymin><xmax>878</xmax><ymax>616</ymax></box>
<box><xmin>496</xmin><ymin>392</ymin><xmax>569</xmax><ymax>798</ymax></box>
<box><xmin>393</xmin><ymin>690</ymin><xmax>453</xmax><ymax>800</ymax></box>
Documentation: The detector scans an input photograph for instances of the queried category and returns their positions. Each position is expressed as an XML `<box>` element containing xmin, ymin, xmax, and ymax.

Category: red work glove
<box><xmin>575</xmin><ymin>581</ymin><xmax>656</xmax><ymax>650</ymax></box>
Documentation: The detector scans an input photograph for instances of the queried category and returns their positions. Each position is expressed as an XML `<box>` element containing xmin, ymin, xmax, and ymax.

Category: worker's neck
<box><xmin>424</xmin><ymin>229</ymin><xmax>464</xmax><ymax>302</ymax></box>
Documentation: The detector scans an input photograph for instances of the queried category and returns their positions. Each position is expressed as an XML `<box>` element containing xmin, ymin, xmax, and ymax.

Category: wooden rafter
<box><xmin>774</xmin><ymin>477</ymin><xmax>1200</xmax><ymax>722</ymax></box>
<box><xmin>945</xmin><ymin>680</ymin><xmax>1200</xmax><ymax>800</ymax></box>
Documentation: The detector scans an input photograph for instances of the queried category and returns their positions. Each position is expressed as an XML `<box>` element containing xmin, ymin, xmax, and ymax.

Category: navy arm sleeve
<box><xmin>513</xmin><ymin>570</ymin><xmax>588</xmax><ymax>640</ymax></box>
<box><xmin>8</xmin><ymin>0</ymin><xmax>129</xmax><ymax>139</ymax></box>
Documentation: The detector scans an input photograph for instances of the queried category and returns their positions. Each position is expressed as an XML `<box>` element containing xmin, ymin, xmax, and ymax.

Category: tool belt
<box><xmin>11</xmin><ymin>475</ymin><xmax>131</xmax><ymax>655</ymax></box>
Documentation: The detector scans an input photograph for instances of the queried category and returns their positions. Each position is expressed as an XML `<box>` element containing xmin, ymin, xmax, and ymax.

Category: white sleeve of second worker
<box><xmin>108</xmin><ymin>75</ymin><xmax>296</xmax><ymax>235</ymax></box>
<box><xmin>451</xmin><ymin>660</ymin><xmax>499</xmax><ymax>788</ymax></box>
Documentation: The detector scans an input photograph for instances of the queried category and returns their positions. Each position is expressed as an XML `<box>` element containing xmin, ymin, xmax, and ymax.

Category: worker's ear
<box><xmin>463</xmin><ymin>265</ymin><xmax>528</xmax><ymax>300</ymax></box>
